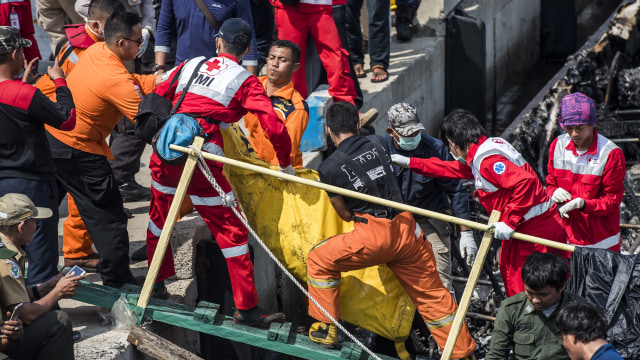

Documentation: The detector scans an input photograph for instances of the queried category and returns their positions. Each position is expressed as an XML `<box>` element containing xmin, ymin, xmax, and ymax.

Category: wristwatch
<box><xmin>153</xmin><ymin>64</ymin><xmax>165</xmax><ymax>72</ymax></box>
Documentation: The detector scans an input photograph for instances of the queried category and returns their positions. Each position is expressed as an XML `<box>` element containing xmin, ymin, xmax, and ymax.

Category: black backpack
<box><xmin>134</xmin><ymin>58</ymin><xmax>207</xmax><ymax>144</ymax></box>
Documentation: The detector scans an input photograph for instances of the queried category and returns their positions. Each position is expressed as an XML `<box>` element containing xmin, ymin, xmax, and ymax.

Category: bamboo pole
<box><xmin>441</xmin><ymin>210</ymin><xmax>501</xmax><ymax>360</ymax></box>
<box><xmin>169</xmin><ymin>144</ymin><xmax>576</xmax><ymax>253</ymax></box>
<box><xmin>137</xmin><ymin>137</ymin><xmax>204</xmax><ymax>311</ymax></box>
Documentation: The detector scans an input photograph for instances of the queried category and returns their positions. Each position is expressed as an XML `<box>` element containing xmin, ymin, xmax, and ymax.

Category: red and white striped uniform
<box><xmin>147</xmin><ymin>54</ymin><xmax>291</xmax><ymax>310</ymax></box>
<box><xmin>546</xmin><ymin>130</ymin><xmax>625</xmax><ymax>251</ymax></box>
<box><xmin>409</xmin><ymin>136</ymin><xmax>567</xmax><ymax>296</ymax></box>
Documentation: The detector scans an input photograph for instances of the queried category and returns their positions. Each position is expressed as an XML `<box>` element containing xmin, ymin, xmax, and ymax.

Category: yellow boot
<box><xmin>309</xmin><ymin>322</ymin><xmax>338</xmax><ymax>348</ymax></box>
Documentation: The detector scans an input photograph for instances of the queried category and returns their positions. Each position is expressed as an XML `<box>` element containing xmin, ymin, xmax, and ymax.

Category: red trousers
<box><xmin>274</xmin><ymin>7</ymin><xmax>356</xmax><ymax>105</ymax></box>
<box><xmin>307</xmin><ymin>212</ymin><xmax>476</xmax><ymax>358</ymax></box>
<box><xmin>500</xmin><ymin>210</ymin><xmax>569</xmax><ymax>297</ymax></box>
<box><xmin>147</xmin><ymin>151</ymin><xmax>258</xmax><ymax>310</ymax></box>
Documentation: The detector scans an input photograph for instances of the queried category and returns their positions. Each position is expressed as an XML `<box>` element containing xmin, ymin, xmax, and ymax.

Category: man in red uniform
<box><xmin>270</xmin><ymin>0</ymin><xmax>357</xmax><ymax>105</ymax></box>
<box><xmin>546</xmin><ymin>92</ymin><xmax>625</xmax><ymax>251</ymax></box>
<box><xmin>391</xmin><ymin>109</ymin><xmax>567</xmax><ymax>297</ymax></box>
<box><xmin>307</xmin><ymin>102</ymin><xmax>476</xmax><ymax>358</ymax></box>
<box><xmin>148</xmin><ymin>18</ymin><xmax>293</xmax><ymax>327</ymax></box>
<box><xmin>0</xmin><ymin>0</ymin><xmax>41</xmax><ymax>62</ymax></box>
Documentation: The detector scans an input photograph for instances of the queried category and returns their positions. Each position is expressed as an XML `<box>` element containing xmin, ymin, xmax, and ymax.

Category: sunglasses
<box><xmin>121</xmin><ymin>37</ymin><xmax>143</xmax><ymax>47</ymax></box>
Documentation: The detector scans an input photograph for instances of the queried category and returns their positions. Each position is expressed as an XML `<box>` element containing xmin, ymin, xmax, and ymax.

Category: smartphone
<box><xmin>68</xmin><ymin>264</ymin><xmax>87</xmax><ymax>278</ymax></box>
<box><xmin>9</xmin><ymin>303</ymin><xmax>23</xmax><ymax>322</ymax></box>
<box><xmin>35</xmin><ymin>60</ymin><xmax>55</xmax><ymax>74</ymax></box>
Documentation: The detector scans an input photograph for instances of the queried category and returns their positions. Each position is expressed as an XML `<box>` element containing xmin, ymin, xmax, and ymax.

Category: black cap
<box><xmin>0</xmin><ymin>26</ymin><xmax>31</xmax><ymax>55</ymax></box>
<box><xmin>217</xmin><ymin>18</ymin><xmax>252</xmax><ymax>49</ymax></box>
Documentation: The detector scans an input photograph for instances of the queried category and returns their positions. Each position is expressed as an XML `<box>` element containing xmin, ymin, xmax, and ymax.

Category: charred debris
<box><xmin>503</xmin><ymin>0</ymin><xmax>640</xmax><ymax>255</ymax></box>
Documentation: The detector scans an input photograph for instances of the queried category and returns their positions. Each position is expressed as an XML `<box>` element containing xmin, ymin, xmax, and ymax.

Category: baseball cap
<box><xmin>558</xmin><ymin>92</ymin><xmax>597</xmax><ymax>128</ymax></box>
<box><xmin>0</xmin><ymin>194</ymin><xmax>52</xmax><ymax>227</ymax></box>
<box><xmin>0</xmin><ymin>26</ymin><xmax>32</xmax><ymax>55</ymax></box>
<box><xmin>217</xmin><ymin>18</ymin><xmax>252</xmax><ymax>49</ymax></box>
<box><xmin>387</xmin><ymin>103</ymin><xmax>425</xmax><ymax>136</ymax></box>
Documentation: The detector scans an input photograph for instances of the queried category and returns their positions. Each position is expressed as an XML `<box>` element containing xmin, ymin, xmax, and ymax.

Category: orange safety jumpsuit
<box><xmin>244</xmin><ymin>77</ymin><xmax>309</xmax><ymax>169</ymax></box>
<box><xmin>309</xmin><ymin>135</ymin><xmax>476</xmax><ymax>358</ymax></box>
<box><xmin>36</xmin><ymin>23</ymin><xmax>101</xmax><ymax>260</ymax></box>
<box><xmin>46</xmin><ymin>43</ymin><xmax>155</xmax><ymax>262</ymax></box>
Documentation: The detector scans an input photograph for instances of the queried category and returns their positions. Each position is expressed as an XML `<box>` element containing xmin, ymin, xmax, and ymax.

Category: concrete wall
<box><xmin>363</xmin><ymin>38</ymin><xmax>446</xmax><ymax>137</ymax></box>
<box><xmin>414</xmin><ymin>0</ymin><xmax>543</xmax><ymax>129</ymax></box>
<box><xmin>458</xmin><ymin>0</ymin><xmax>542</xmax><ymax>112</ymax></box>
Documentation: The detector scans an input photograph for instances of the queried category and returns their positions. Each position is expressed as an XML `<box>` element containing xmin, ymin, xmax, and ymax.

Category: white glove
<box><xmin>551</xmin><ymin>188</ymin><xmax>572</xmax><ymax>203</ymax></box>
<box><xmin>559</xmin><ymin>198</ymin><xmax>585</xmax><ymax>218</ymax></box>
<box><xmin>459</xmin><ymin>231</ymin><xmax>477</xmax><ymax>266</ymax></box>
<box><xmin>278</xmin><ymin>165</ymin><xmax>295</xmax><ymax>176</ymax></box>
<box><xmin>391</xmin><ymin>154</ymin><xmax>410</xmax><ymax>168</ymax></box>
<box><xmin>136</xmin><ymin>28</ymin><xmax>151</xmax><ymax>58</ymax></box>
<box><xmin>487</xmin><ymin>222</ymin><xmax>515</xmax><ymax>240</ymax></box>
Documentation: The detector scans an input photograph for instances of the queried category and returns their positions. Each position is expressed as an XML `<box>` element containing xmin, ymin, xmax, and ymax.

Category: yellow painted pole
<box><xmin>169</xmin><ymin>144</ymin><xmax>576</xmax><ymax>253</ymax></box>
<box><xmin>137</xmin><ymin>137</ymin><xmax>205</xmax><ymax>310</ymax></box>
<box><xmin>441</xmin><ymin>210</ymin><xmax>501</xmax><ymax>360</ymax></box>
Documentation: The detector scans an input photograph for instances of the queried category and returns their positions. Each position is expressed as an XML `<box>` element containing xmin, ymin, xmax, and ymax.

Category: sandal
<box><xmin>354</xmin><ymin>63</ymin><xmax>366</xmax><ymax>78</ymax></box>
<box><xmin>371</xmin><ymin>65</ymin><xmax>388</xmax><ymax>83</ymax></box>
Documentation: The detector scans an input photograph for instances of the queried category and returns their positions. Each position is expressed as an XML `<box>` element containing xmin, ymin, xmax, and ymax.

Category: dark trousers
<box><xmin>345</xmin><ymin>0</ymin><xmax>390</xmax><ymax>69</ymax></box>
<box><xmin>108</xmin><ymin>117</ymin><xmax>147</xmax><ymax>185</ymax></box>
<box><xmin>5</xmin><ymin>310</ymin><xmax>74</xmax><ymax>360</ymax></box>
<box><xmin>250</xmin><ymin>0</ymin><xmax>274</xmax><ymax>71</ymax></box>
<box><xmin>0</xmin><ymin>178</ymin><xmax>59</xmax><ymax>286</ymax></box>
<box><xmin>395</xmin><ymin>0</ymin><xmax>417</xmax><ymax>7</ymax></box>
<box><xmin>49</xmin><ymin>137</ymin><xmax>132</xmax><ymax>288</ymax></box>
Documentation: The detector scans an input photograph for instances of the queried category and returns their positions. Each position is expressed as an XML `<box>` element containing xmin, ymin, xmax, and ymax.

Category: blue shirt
<box><xmin>381</xmin><ymin>134</ymin><xmax>470</xmax><ymax>220</ymax></box>
<box><xmin>591</xmin><ymin>344</ymin><xmax>623</xmax><ymax>360</ymax></box>
<box><xmin>155</xmin><ymin>0</ymin><xmax>258</xmax><ymax>65</ymax></box>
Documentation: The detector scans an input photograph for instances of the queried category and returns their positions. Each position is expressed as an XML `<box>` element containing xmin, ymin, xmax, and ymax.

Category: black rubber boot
<box><xmin>233</xmin><ymin>306</ymin><xmax>285</xmax><ymax>329</ymax></box>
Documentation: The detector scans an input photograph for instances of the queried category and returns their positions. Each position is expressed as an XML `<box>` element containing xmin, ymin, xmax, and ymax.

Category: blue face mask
<box><xmin>396</xmin><ymin>132</ymin><xmax>421</xmax><ymax>151</ymax></box>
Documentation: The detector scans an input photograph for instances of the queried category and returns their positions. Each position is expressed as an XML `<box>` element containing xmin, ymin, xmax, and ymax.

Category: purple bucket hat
<box><xmin>558</xmin><ymin>92</ymin><xmax>597</xmax><ymax>128</ymax></box>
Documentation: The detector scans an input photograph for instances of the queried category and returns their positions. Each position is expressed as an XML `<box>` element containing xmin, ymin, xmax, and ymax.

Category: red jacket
<box><xmin>0</xmin><ymin>2</ymin><xmax>41</xmax><ymax>62</ymax></box>
<box><xmin>546</xmin><ymin>130</ymin><xmax>625</xmax><ymax>250</ymax></box>
<box><xmin>154</xmin><ymin>54</ymin><xmax>292</xmax><ymax>167</ymax></box>
<box><xmin>409</xmin><ymin>136</ymin><xmax>556</xmax><ymax>230</ymax></box>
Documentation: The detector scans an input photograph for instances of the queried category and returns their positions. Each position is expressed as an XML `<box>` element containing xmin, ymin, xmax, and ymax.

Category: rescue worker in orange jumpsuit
<box><xmin>36</xmin><ymin>0</ymin><xmax>125</xmax><ymax>271</ymax></box>
<box><xmin>46</xmin><ymin>11</ymin><xmax>160</xmax><ymax>288</ymax></box>
<box><xmin>391</xmin><ymin>109</ymin><xmax>568</xmax><ymax>297</ymax></box>
<box><xmin>244</xmin><ymin>39</ymin><xmax>309</xmax><ymax>169</ymax></box>
<box><xmin>307</xmin><ymin>102</ymin><xmax>476</xmax><ymax>359</ymax></box>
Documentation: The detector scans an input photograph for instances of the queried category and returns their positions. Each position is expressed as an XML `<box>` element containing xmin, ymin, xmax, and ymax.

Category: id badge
<box><xmin>10</xmin><ymin>11</ymin><xmax>20</xmax><ymax>30</ymax></box>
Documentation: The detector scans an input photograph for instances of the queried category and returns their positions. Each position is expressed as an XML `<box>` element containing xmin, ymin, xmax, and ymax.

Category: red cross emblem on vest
<box><xmin>202</xmin><ymin>58</ymin><xmax>227</xmax><ymax>75</ymax></box>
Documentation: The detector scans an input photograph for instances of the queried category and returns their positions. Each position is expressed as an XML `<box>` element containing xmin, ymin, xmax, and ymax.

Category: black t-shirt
<box><xmin>0</xmin><ymin>80</ymin><xmax>75</xmax><ymax>181</ymax></box>
<box><xmin>318</xmin><ymin>135</ymin><xmax>401</xmax><ymax>215</ymax></box>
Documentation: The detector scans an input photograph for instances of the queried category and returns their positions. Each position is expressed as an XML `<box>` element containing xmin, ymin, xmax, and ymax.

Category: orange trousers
<box><xmin>62</xmin><ymin>194</ymin><xmax>195</xmax><ymax>259</ymax></box>
<box><xmin>306</xmin><ymin>211</ymin><xmax>476</xmax><ymax>358</ymax></box>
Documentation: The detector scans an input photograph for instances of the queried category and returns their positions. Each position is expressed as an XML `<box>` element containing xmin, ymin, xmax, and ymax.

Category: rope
<box><xmin>189</xmin><ymin>145</ymin><xmax>382</xmax><ymax>360</ymax></box>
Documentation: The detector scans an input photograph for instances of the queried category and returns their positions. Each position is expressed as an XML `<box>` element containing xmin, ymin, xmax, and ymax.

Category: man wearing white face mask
<box><xmin>391</xmin><ymin>109</ymin><xmax>569</xmax><ymax>297</ymax></box>
<box><xmin>381</xmin><ymin>103</ymin><xmax>475</xmax><ymax>295</ymax></box>
<box><xmin>75</xmin><ymin>0</ymin><xmax>156</xmax><ymax>66</ymax></box>
<box><xmin>35</xmin><ymin>0</ymin><xmax>128</xmax><ymax>272</ymax></box>
<box><xmin>36</xmin><ymin>0</ymin><xmax>125</xmax><ymax>98</ymax></box>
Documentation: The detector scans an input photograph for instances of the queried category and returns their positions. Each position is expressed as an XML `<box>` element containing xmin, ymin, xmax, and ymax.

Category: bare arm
<box><xmin>329</xmin><ymin>195</ymin><xmax>352</xmax><ymax>222</ymax></box>
<box><xmin>19</xmin><ymin>273</ymin><xmax>83</xmax><ymax>325</ymax></box>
